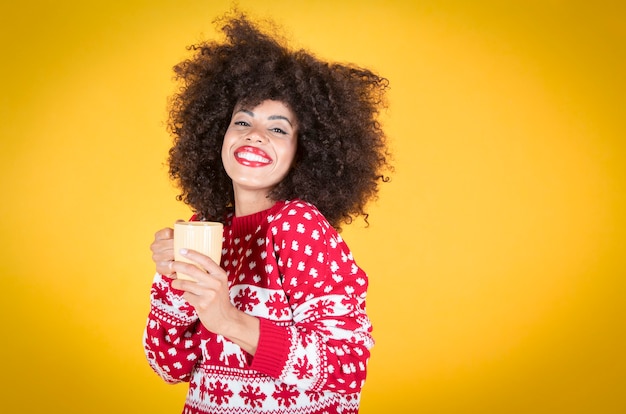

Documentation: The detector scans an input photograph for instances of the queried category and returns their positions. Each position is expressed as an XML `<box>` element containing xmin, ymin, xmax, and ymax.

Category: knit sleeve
<box><xmin>250</xmin><ymin>202</ymin><xmax>374</xmax><ymax>394</ymax></box>
<box><xmin>142</xmin><ymin>273</ymin><xmax>202</xmax><ymax>383</ymax></box>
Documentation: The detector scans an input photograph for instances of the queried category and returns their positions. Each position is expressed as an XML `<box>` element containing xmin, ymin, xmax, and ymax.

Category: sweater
<box><xmin>143</xmin><ymin>199</ymin><xmax>374</xmax><ymax>413</ymax></box>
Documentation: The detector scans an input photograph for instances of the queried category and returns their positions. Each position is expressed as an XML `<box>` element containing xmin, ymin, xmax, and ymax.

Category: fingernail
<box><xmin>179</xmin><ymin>248</ymin><xmax>189</xmax><ymax>255</ymax></box>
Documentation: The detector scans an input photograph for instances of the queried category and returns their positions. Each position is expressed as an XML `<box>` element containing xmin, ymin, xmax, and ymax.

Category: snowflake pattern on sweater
<box><xmin>143</xmin><ymin>200</ymin><xmax>374</xmax><ymax>413</ymax></box>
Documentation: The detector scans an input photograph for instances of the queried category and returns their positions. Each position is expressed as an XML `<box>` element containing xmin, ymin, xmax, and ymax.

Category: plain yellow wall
<box><xmin>1</xmin><ymin>1</ymin><xmax>624</xmax><ymax>412</ymax></box>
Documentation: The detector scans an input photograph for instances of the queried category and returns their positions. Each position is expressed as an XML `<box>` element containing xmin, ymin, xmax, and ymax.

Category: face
<box><xmin>222</xmin><ymin>99</ymin><xmax>298</xmax><ymax>200</ymax></box>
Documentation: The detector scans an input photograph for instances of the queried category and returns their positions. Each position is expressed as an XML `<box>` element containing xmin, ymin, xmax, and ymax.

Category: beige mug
<box><xmin>173</xmin><ymin>221</ymin><xmax>224</xmax><ymax>281</ymax></box>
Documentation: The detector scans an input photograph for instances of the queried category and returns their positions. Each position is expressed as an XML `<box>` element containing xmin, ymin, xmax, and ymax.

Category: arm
<box><xmin>142</xmin><ymin>227</ymin><xmax>203</xmax><ymax>383</ymax></box>
<box><xmin>143</xmin><ymin>274</ymin><xmax>202</xmax><ymax>383</ymax></box>
<box><xmin>250</xmin><ymin>203</ymin><xmax>373</xmax><ymax>394</ymax></box>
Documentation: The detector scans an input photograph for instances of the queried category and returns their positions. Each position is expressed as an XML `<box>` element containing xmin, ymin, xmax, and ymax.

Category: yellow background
<box><xmin>1</xmin><ymin>1</ymin><xmax>624</xmax><ymax>412</ymax></box>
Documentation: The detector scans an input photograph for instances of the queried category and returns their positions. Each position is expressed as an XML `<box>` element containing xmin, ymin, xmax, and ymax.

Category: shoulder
<box><xmin>267</xmin><ymin>199</ymin><xmax>333</xmax><ymax>239</ymax></box>
<box><xmin>270</xmin><ymin>200</ymin><xmax>329</xmax><ymax>226</ymax></box>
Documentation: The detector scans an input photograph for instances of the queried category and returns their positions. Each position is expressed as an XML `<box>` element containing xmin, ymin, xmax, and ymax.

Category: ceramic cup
<box><xmin>173</xmin><ymin>221</ymin><xmax>223</xmax><ymax>281</ymax></box>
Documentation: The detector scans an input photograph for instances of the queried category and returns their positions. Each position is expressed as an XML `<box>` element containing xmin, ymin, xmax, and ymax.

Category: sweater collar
<box><xmin>229</xmin><ymin>200</ymin><xmax>286</xmax><ymax>236</ymax></box>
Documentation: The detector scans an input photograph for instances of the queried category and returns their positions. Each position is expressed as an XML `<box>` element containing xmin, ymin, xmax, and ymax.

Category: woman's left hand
<box><xmin>170</xmin><ymin>249</ymin><xmax>260</xmax><ymax>354</ymax></box>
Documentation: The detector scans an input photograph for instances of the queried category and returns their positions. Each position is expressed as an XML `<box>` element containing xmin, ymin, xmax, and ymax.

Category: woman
<box><xmin>143</xmin><ymin>11</ymin><xmax>391</xmax><ymax>413</ymax></box>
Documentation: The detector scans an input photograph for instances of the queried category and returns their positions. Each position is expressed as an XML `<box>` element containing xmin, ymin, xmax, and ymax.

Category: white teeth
<box><xmin>237</xmin><ymin>152</ymin><xmax>271</xmax><ymax>163</ymax></box>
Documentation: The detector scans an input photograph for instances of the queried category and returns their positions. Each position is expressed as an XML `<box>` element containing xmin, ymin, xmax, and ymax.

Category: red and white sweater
<box><xmin>143</xmin><ymin>200</ymin><xmax>373</xmax><ymax>413</ymax></box>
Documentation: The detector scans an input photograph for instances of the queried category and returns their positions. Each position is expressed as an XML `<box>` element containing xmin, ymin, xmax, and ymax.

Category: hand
<box><xmin>170</xmin><ymin>248</ymin><xmax>235</xmax><ymax>333</ymax></box>
<box><xmin>150</xmin><ymin>226</ymin><xmax>176</xmax><ymax>276</ymax></box>
<box><xmin>171</xmin><ymin>249</ymin><xmax>260</xmax><ymax>354</ymax></box>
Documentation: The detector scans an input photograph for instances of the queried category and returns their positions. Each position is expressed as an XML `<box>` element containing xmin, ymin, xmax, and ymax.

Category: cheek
<box><xmin>280</xmin><ymin>142</ymin><xmax>298</xmax><ymax>166</ymax></box>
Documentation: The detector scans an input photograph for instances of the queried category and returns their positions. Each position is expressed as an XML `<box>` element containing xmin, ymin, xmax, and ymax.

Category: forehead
<box><xmin>234</xmin><ymin>100</ymin><xmax>297</xmax><ymax>122</ymax></box>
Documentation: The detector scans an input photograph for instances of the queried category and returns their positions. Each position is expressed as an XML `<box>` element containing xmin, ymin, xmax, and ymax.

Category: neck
<box><xmin>233</xmin><ymin>188</ymin><xmax>276</xmax><ymax>217</ymax></box>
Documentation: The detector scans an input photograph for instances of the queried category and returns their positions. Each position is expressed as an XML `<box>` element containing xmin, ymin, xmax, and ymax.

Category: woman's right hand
<box><xmin>151</xmin><ymin>227</ymin><xmax>175</xmax><ymax>276</ymax></box>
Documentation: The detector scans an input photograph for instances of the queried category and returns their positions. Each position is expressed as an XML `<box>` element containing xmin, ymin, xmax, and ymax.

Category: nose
<box><xmin>245</xmin><ymin>127</ymin><xmax>266</xmax><ymax>143</ymax></box>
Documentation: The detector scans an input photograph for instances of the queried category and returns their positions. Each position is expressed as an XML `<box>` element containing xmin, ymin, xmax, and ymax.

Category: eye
<box><xmin>271</xmin><ymin>127</ymin><xmax>287</xmax><ymax>135</ymax></box>
<box><xmin>234</xmin><ymin>120</ymin><xmax>250</xmax><ymax>127</ymax></box>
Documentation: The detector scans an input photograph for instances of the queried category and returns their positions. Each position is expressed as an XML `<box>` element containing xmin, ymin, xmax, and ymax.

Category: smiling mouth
<box><xmin>234</xmin><ymin>146</ymin><xmax>273</xmax><ymax>166</ymax></box>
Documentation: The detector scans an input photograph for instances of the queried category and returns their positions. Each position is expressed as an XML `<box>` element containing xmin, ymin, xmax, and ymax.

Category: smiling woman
<box><xmin>142</xmin><ymin>9</ymin><xmax>392</xmax><ymax>414</ymax></box>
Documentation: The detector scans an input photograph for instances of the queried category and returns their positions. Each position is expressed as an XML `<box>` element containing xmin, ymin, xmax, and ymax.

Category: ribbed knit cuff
<box><xmin>250</xmin><ymin>317</ymin><xmax>291</xmax><ymax>378</ymax></box>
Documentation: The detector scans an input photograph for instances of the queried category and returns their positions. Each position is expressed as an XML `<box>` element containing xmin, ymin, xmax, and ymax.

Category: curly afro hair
<box><xmin>167</xmin><ymin>12</ymin><xmax>392</xmax><ymax>229</ymax></box>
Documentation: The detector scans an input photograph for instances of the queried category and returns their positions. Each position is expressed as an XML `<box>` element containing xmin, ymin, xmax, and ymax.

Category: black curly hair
<box><xmin>167</xmin><ymin>11</ymin><xmax>392</xmax><ymax>229</ymax></box>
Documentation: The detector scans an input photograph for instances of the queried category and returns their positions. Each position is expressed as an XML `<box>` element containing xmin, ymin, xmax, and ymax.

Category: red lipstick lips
<box><xmin>234</xmin><ymin>146</ymin><xmax>273</xmax><ymax>167</ymax></box>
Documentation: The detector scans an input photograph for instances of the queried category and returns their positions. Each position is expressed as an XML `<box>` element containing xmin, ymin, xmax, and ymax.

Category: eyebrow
<box><xmin>239</xmin><ymin>109</ymin><xmax>294</xmax><ymax>127</ymax></box>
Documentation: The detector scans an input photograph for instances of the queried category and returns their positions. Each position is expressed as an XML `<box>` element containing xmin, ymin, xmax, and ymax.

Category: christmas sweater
<box><xmin>143</xmin><ymin>199</ymin><xmax>374</xmax><ymax>413</ymax></box>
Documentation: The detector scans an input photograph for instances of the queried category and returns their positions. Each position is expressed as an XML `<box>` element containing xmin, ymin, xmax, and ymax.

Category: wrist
<box><xmin>223</xmin><ymin>310</ymin><xmax>260</xmax><ymax>355</ymax></box>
